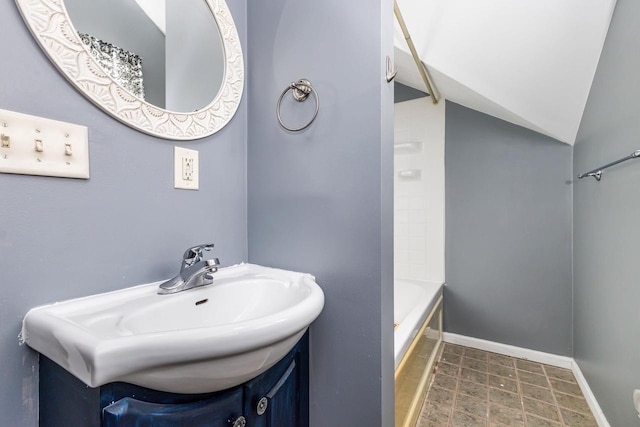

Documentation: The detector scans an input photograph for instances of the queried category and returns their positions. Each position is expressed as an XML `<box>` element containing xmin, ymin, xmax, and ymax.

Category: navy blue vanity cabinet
<box><xmin>38</xmin><ymin>333</ymin><xmax>309</xmax><ymax>427</ymax></box>
<box><xmin>102</xmin><ymin>388</ymin><xmax>243</xmax><ymax>427</ymax></box>
<box><xmin>243</xmin><ymin>332</ymin><xmax>309</xmax><ymax>427</ymax></box>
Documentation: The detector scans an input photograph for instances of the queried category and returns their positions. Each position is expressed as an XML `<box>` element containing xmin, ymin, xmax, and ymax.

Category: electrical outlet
<box><xmin>182</xmin><ymin>156</ymin><xmax>194</xmax><ymax>181</ymax></box>
<box><xmin>634</xmin><ymin>389</ymin><xmax>640</xmax><ymax>418</ymax></box>
<box><xmin>174</xmin><ymin>146</ymin><xmax>199</xmax><ymax>190</ymax></box>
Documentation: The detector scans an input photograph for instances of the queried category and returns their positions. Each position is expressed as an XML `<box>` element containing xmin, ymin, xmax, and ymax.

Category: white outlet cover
<box><xmin>634</xmin><ymin>389</ymin><xmax>640</xmax><ymax>418</ymax></box>
<box><xmin>174</xmin><ymin>146</ymin><xmax>199</xmax><ymax>190</ymax></box>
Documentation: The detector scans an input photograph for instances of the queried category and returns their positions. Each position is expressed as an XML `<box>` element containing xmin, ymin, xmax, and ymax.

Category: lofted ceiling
<box><xmin>134</xmin><ymin>0</ymin><xmax>166</xmax><ymax>34</ymax></box>
<box><xmin>394</xmin><ymin>0</ymin><xmax>617</xmax><ymax>145</ymax></box>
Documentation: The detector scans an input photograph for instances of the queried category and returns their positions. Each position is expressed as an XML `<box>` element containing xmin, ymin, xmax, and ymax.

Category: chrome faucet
<box><xmin>158</xmin><ymin>244</ymin><xmax>220</xmax><ymax>295</ymax></box>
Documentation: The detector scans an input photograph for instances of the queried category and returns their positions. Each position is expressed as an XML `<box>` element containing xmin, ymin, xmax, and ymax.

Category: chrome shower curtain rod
<box><xmin>577</xmin><ymin>149</ymin><xmax>640</xmax><ymax>181</ymax></box>
<box><xmin>394</xmin><ymin>0</ymin><xmax>440</xmax><ymax>104</ymax></box>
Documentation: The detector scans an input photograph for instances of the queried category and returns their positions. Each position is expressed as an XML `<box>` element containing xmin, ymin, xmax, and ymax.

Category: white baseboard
<box><xmin>443</xmin><ymin>332</ymin><xmax>573</xmax><ymax>368</ymax></box>
<box><xmin>442</xmin><ymin>333</ymin><xmax>609</xmax><ymax>427</ymax></box>
<box><xmin>571</xmin><ymin>359</ymin><xmax>611</xmax><ymax>427</ymax></box>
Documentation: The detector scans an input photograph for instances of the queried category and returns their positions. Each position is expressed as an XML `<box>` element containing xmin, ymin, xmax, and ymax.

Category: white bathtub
<box><xmin>394</xmin><ymin>279</ymin><xmax>443</xmax><ymax>369</ymax></box>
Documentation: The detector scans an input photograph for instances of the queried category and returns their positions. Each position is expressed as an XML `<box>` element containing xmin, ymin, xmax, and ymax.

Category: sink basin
<box><xmin>21</xmin><ymin>263</ymin><xmax>324</xmax><ymax>394</ymax></box>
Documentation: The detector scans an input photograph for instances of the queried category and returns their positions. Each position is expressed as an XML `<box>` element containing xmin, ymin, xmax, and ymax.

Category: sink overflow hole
<box><xmin>195</xmin><ymin>298</ymin><xmax>209</xmax><ymax>306</ymax></box>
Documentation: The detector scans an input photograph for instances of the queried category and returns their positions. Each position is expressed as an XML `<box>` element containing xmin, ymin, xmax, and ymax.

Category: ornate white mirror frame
<box><xmin>15</xmin><ymin>0</ymin><xmax>244</xmax><ymax>140</ymax></box>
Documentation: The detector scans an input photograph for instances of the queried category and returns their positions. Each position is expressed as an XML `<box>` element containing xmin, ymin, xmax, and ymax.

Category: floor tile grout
<box><xmin>485</xmin><ymin>348</ymin><xmax>490</xmax><ymax>426</ymax></box>
<box><xmin>416</xmin><ymin>343</ymin><xmax>598</xmax><ymax>427</ymax></box>
<box><xmin>542</xmin><ymin>364</ymin><xmax>564</xmax><ymax>425</ymax></box>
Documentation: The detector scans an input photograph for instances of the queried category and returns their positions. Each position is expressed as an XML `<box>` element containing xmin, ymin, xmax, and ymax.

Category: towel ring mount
<box><xmin>276</xmin><ymin>79</ymin><xmax>319</xmax><ymax>132</ymax></box>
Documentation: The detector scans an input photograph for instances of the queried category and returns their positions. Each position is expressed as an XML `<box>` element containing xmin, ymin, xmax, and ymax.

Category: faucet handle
<box><xmin>181</xmin><ymin>243</ymin><xmax>214</xmax><ymax>270</ymax></box>
<box><xmin>183</xmin><ymin>243</ymin><xmax>214</xmax><ymax>260</ymax></box>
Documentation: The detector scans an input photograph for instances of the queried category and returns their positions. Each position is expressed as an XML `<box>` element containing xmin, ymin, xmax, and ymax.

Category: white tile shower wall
<box><xmin>394</xmin><ymin>98</ymin><xmax>445</xmax><ymax>283</ymax></box>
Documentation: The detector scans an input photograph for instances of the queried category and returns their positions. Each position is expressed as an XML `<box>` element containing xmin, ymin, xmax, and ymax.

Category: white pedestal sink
<box><xmin>21</xmin><ymin>263</ymin><xmax>324</xmax><ymax>394</ymax></box>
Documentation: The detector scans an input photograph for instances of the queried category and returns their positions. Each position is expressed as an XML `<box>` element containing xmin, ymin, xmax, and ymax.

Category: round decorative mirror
<box><xmin>15</xmin><ymin>0</ymin><xmax>244</xmax><ymax>140</ymax></box>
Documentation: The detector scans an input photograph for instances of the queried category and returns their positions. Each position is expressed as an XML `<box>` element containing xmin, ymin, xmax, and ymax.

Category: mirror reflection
<box><xmin>64</xmin><ymin>0</ymin><xmax>225</xmax><ymax>113</ymax></box>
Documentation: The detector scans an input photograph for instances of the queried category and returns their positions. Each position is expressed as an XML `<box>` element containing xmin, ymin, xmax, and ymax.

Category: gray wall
<box><xmin>573</xmin><ymin>0</ymin><xmax>640</xmax><ymax>425</ymax></box>
<box><xmin>394</xmin><ymin>82</ymin><xmax>427</xmax><ymax>103</ymax></box>
<box><xmin>445</xmin><ymin>102</ymin><xmax>573</xmax><ymax>356</ymax></box>
<box><xmin>246</xmin><ymin>1</ymin><xmax>394</xmax><ymax>426</ymax></box>
<box><xmin>64</xmin><ymin>0</ymin><xmax>166</xmax><ymax>107</ymax></box>
<box><xmin>0</xmin><ymin>1</ymin><xmax>247</xmax><ymax>426</ymax></box>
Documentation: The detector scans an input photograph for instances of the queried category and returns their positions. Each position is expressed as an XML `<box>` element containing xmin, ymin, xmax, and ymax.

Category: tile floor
<box><xmin>417</xmin><ymin>343</ymin><xmax>598</xmax><ymax>427</ymax></box>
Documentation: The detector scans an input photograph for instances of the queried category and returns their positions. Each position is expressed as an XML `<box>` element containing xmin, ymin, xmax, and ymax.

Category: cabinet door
<box><xmin>103</xmin><ymin>387</ymin><xmax>244</xmax><ymax>427</ymax></box>
<box><xmin>244</xmin><ymin>336</ymin><xmax>309</xmax><ymax>427</ymax></box>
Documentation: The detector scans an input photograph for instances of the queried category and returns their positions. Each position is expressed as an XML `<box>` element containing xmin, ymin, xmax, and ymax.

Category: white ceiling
<box><xmin>394</xmin><ymin>0</ymin><xmax>617</xmax><ymax>145</ymax></box>
<box><xmin>134</xmin><ymin>0</ymin><xmax>166</xmax><ymax>34</ymax></box>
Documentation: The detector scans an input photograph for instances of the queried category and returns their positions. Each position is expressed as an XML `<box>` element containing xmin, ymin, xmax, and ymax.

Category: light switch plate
<box><xmin>174</xmin><ymin>146</ymin><xmax>199</xmax><ymax>190</ymax></box>
<box><xmin>634</xmin><ymin>389</ymin><xmax>640</xmax><ymax>418</ymax></box>
<box><xmin>0</xmin><ymin>108</ymin><xmax>89</xmax><ymax>179</ymax></box>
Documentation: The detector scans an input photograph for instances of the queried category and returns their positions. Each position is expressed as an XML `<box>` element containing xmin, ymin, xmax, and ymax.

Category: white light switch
<box><xmin>0</xmin><ymin>109</ymin><xmax>89</xmax><ymax>179</ymax></box>
<box><xmin>634</xmin><ymin>389</ymin><xmax>640</xmax><ymax>418</ymax></box>
<box><xmin>174</xmin><ymin>146</ymin><xmax>199</xmax><ymax>190</ymax></box>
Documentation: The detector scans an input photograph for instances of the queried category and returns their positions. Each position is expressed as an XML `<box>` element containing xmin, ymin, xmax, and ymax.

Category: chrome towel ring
<box><xmin>276</xmin><ymin>79</ymin><xmax>319</xmax><ymax>132</ymax></box>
